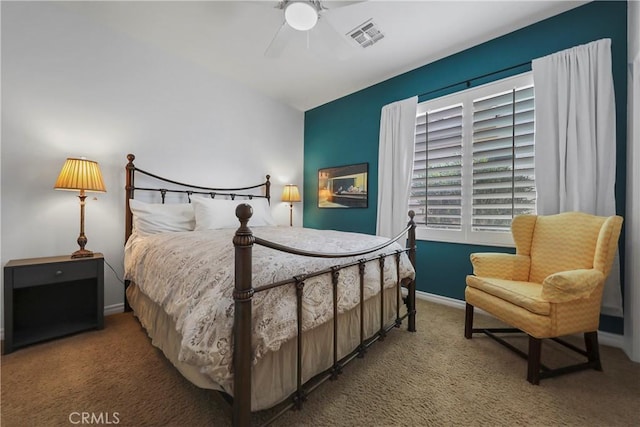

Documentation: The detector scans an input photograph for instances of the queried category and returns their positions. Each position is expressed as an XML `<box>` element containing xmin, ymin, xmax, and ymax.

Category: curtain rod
<box><xmin>417</xmin><ymin>61</ymin><xmax>532</xmax><ymax>99</ymax></box>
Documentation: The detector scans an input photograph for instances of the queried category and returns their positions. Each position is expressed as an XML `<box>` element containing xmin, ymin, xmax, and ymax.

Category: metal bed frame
<box><xmin>123</xmin><ymin>154</ymin><xmax>417</xmax><ymax>426</ymax></box>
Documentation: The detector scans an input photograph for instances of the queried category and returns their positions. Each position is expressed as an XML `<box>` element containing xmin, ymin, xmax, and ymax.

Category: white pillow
<box><xmin>248</xmin><ymin>198</ymin><xmax>277</xmax><ymax>226</ymax></box>
<box><xmin>192</xmin><ymin>197</ymin><xmax>276</xmax><ymax>230</ymax></box>
<box><xmin>129</xmin><ymin>199</ymin><xmax>195</xmax><ymax>235</ymax></box>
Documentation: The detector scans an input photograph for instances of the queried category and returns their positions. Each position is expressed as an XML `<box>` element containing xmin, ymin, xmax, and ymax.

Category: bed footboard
<box><xmin>232</xmin><ymin>204</ymin><xmax>417</xmax><ymax>426</ymax></box>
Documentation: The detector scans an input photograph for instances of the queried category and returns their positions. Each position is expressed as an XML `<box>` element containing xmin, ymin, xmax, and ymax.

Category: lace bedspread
<box><xmin>124</xmin><ymin>226</ymin><xmax>415</xmax><ymax>387</ymax></box>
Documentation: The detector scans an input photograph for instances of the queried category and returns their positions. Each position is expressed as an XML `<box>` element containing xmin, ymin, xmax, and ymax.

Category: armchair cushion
<box><xmin>469</xmin><ymin>253</ymin><xmax>531</xmax><ymax>281</ymax></box>
<box><xmin>466</xmin><ymin>276</ymin><xmax>550</xmax><ymax>316</ymax></box>
<box><xmin>541</xmin><ymin>269</ymin><xmax>604</xmax><ymax>303</ymax></box>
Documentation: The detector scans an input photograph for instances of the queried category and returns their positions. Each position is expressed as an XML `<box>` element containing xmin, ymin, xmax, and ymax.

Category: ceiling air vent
<box><xmin>347</xmin><ymin>19</ymin><xmax>384</xmax><ymax>48</ymax></box>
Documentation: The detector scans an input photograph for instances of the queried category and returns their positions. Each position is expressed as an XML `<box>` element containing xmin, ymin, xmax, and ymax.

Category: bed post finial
<box><xmin>235</xmin><ymin>203</ymin><xmax>254</xmax><ymax>231</ymax></box>
<box><xmin>232</xmin><ymin>203</ymin><xmax>255</xmax><ymax>427</ymax></box>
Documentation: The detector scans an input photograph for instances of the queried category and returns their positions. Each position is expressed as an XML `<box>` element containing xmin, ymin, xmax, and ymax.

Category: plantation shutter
<box><xmin>409</xmin><ymin>104</ymin><xmax>463</xmax><ymax>229</ymax></box>
<box><xmin>471</xmin><ymin>86</ymin><xmax>536</xmax><ymax>231</ymax></box>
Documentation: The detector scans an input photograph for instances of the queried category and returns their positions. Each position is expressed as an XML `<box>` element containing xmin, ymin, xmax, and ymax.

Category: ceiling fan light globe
<box><xmin>285</xmin><ymin>2</ymin><xmax>318</xmax><ymax>31</ymax></box>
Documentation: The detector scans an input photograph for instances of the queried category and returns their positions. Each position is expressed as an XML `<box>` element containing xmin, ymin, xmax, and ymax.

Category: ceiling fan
<box><xmin>264</xmin><ymin>0</ymin><xmax>363</xmax><ymax>58</ymax></box>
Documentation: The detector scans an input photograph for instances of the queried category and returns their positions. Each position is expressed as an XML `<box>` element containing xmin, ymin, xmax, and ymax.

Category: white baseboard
<box><xmin>415</xmin><ymin>290</ymin><xmax>624</xmax><ymax>350</ymax></box>
<box><xmin>104</xmin><ymin>303</ymin><xmax>125</xmax><ymax>316</ymax></box>
<box><xmin>598</xmin><ymin>330</ymin><xmax>625</xmax><ymax>349</ymax></box>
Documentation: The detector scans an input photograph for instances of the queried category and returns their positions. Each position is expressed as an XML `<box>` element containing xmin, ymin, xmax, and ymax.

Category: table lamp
<box><xmin>281</xmin><ymin>184</ymin><xmax>301</xmax><ymax>227</ymax></box>
<box><xmin>54</xmin><ymin>157</ymin><xmax>106</xmax><ymax>258</ymax></box>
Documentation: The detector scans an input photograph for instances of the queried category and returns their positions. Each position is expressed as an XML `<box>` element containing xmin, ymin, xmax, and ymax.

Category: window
<box><xmin>409</xmin><ymin>73</ymin><xmax>536</xmax><ymax>246</ymax></box>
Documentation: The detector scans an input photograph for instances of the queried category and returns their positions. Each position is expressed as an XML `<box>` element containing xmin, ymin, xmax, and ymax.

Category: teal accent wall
<box><xmin>303</xmin><ymin>1</ymin><xmax>627</xmax><ymax>333</ymax></box>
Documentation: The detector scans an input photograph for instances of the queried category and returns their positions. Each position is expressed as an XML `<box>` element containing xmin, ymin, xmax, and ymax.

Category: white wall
<box><xmin>625</xmin><ymin>0</ymin><xmax>640</xmax><ymax>362</ymax></box>
<box><xmin>0</xmin><ymin>2</ymin><xmax>304</xmax><ymax>323</ymax></box>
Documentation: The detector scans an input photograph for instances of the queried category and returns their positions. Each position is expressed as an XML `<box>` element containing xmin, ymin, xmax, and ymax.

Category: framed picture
<box><xmin>318</xmin><ymin>163</ymin><xmax>368</xmax><ymax>208</ymax></box>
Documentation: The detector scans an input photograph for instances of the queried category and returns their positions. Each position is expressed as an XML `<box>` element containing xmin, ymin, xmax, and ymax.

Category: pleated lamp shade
<box><xmin>54</xmin><ymin>158</ymin><xmax>106</xmax><ymax>192</ymax></box>
<box><xmin>281</xmin><ymin>184</ymin><xmax>301</xmax><ymax>203</ymax></box>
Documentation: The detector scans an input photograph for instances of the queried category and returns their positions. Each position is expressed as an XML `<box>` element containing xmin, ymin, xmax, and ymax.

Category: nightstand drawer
<box><xmin>12</xmin><ymin>260</ymin><xmax>97</xmax><ymax>288</ymax></box>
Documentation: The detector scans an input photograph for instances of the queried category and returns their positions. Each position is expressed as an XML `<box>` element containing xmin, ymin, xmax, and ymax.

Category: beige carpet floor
<box><xmin>2</xmin><ymin>298</ymin><xmax>639</xmax><ymax>426</ymax></box>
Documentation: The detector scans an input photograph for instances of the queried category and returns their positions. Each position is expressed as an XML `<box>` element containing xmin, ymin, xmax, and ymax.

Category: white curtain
<box><xmin>533</xmin><ymin>38</ymin><xmax>622</xmax><ymax>316</ymax></box>
<box><xmin>376</xmin><ymin>96</ymin><xmax>418</xmax><ymax>238</ymax></box>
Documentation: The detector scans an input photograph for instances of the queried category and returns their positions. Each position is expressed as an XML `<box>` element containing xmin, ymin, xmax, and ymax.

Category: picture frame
<box><xmin>318</xmin><ymin>163</ymin><xmax>368</xmax><ymax>208</ymax></box>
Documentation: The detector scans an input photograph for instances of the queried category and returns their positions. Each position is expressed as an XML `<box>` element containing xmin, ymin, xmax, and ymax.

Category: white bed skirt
<box><xmin>127</xmin><ymin>282</ymin><xmax>403</xmax><ymax>411</ymax></box>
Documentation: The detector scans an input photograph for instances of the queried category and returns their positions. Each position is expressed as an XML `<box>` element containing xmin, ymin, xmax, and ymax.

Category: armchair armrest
<box><xmin>469</xmin><ymin>253</ymin><xmax>530</xmax><ymax>281</ymax></box>
<box><xmin>541</xmin><ymin>269</ymin><xmax>604</xmax><ymax>303</ymax></box>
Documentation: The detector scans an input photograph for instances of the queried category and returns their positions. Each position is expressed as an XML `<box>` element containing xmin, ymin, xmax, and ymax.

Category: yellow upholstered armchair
<box><xmin>464</xmin><ymin>212</ymin><xmax>623</xmax><ymax>384</ymax></box>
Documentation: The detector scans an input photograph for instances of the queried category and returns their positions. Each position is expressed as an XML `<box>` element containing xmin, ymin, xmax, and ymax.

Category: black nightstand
<box><xmin>3</xmin><ymin>254</ymin><xmax>104</xmax><ymax>354</ymax></box>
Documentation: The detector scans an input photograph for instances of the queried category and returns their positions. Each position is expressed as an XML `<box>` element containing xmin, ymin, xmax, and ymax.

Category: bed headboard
<box><xmin>124</xmin><ymin>153</ymin><xmax>271</xmax><ymax>242</ymax></box>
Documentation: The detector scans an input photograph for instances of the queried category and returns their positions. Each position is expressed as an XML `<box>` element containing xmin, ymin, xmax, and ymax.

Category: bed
<box><xmin>123</xmin><ymin>154</ymin><xmax>417</xmax><ymax>426</ymax></box>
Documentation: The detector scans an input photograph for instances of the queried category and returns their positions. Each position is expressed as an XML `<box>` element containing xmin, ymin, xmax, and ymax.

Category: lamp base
<box><xmin>71</xmin><ymin>249</ymin><xmax>94</xmax><ymax>259</ymax></box>
<box><xmin>289</xmin><ymin>203</ymin><xmax>293</xmax><ymax>227</ymax></box>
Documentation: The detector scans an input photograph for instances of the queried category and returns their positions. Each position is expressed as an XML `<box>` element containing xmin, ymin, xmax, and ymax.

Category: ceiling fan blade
<box><xmin>311</xmin><ymin>14</ymin><xmax>353</xmax><ymax>60</ymax></box>
<box><xmin>264</xmin><ymin>22</ymin><xmax>294</xmax><ymax>58</ymax></box>
<box><xmin>321</xmin><ymin>1</ymin><xmax>365</xmax><ymax>10</ymax></box>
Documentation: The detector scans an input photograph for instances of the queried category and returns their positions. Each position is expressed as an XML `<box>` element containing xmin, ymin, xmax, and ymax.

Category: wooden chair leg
<box><xmin>584</xmin><ymin>331</ymin><xmax>603</xmax><ymax>371</ymax></box>
<box><xmin>527</xmin><ymin>336</ymin><xmax>542</xmax><ymax>385</ymax></box>
<box><xmin>464</xmin><ymin>303</ymin><xmax>474</xmax><ymax>339</ymax></box>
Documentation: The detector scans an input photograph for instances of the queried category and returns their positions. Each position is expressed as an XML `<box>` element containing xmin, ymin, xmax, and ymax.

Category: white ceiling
<box><xmin>64</xmin><ymin>0</ymin><xmax>589</xmax><ymax>111</ymax></box>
